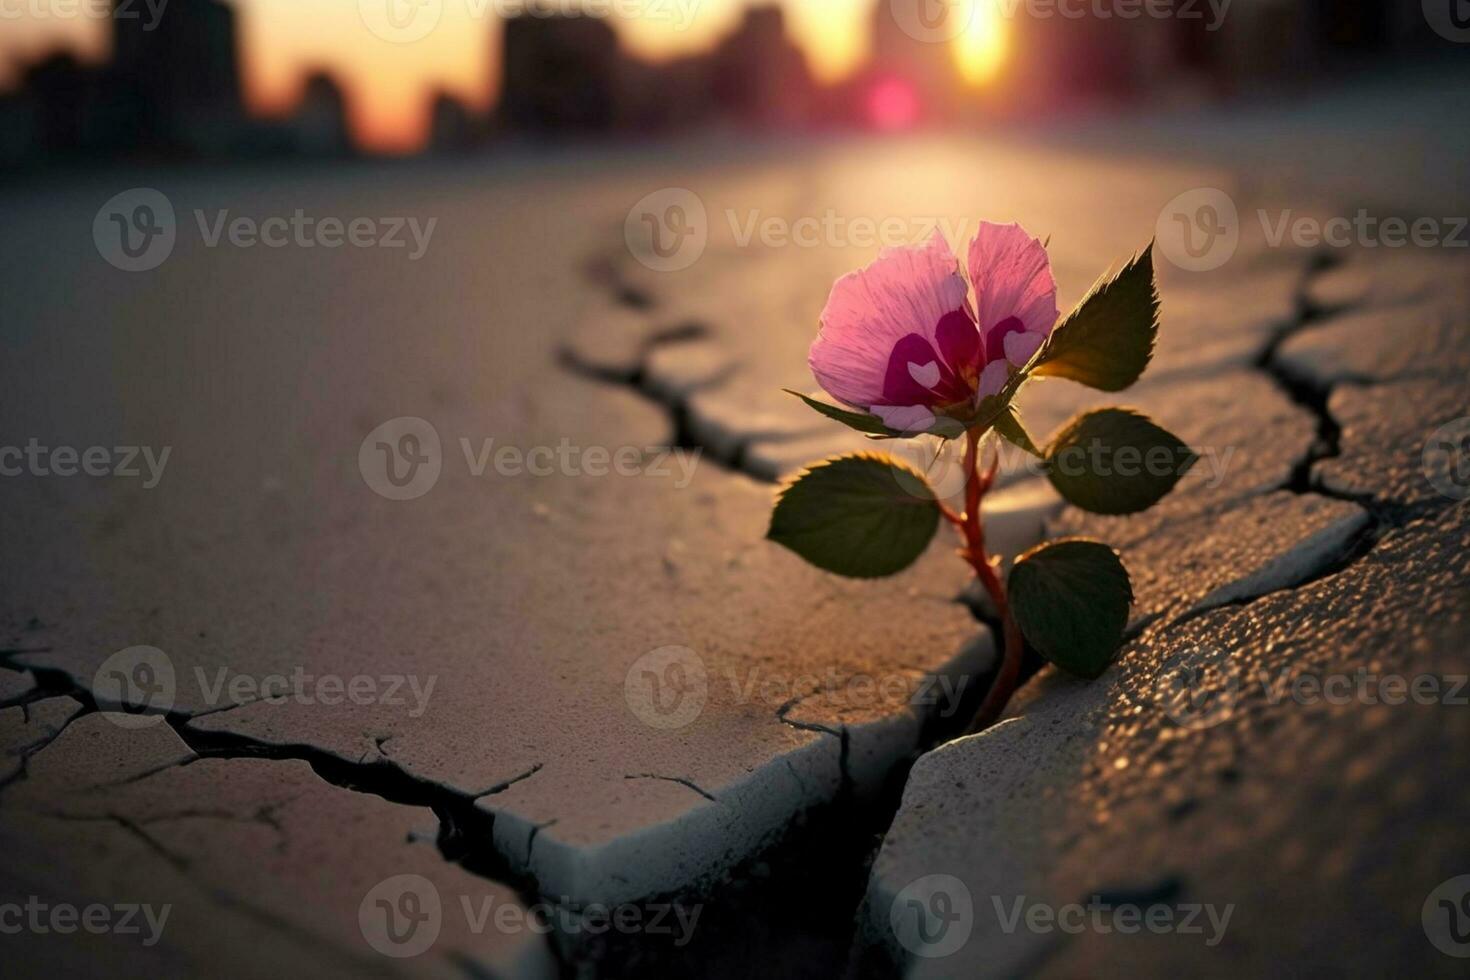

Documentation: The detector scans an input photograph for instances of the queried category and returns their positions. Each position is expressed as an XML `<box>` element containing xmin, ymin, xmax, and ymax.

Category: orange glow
<box><xmin>238</xmin><ymin>0</ymin><xmax>493</xmax><ymax>155</ymax></box>
<box><xmin>0</xmin><ymin>0</ymin><xmax>1002</xmax><ymax>152</ymax></box>
<box><xmin>954</xmin><ymin>0</ymin><xmax>1009</xmax><ymax>86</ymax></box>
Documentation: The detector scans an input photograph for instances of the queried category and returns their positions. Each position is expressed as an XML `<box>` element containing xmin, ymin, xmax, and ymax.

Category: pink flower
<box><xmin>809</xmin><ymin>223</ymin><xmax>1058</xmax><ymax>434</ymax></box>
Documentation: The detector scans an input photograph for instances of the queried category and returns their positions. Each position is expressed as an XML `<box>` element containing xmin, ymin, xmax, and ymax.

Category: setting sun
<box><xmin>954</xmin><ymin>0</ymin><xmax>1010</xmax><ymax>86</ymax></box>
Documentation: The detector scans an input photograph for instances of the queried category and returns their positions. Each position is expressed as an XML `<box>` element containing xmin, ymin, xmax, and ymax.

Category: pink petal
<box><xmin>1003</xmin><ymin>330</ymin><xmax>1045</xmax><ymax>367</ymax></box>
<box><xmin>935</xmin><ymin>309</ymin><xmax>982</xmax><ymax>377</ymax></box>
<box><xmin>810</xmin><ymin>231</ymin><xmax>969</xmax><ymax>409</ymax></box>
<box><xmin>983</xmin><ymin>315</ymin><xmax>1025</xmax><ymax>365</ymax></box>
<box><xmin>967</xmin><ymin>222</ymin><xmax>1058</xmax><ymax>342</ymax></box>
<box><xmin>976</xmin><ymin>360</ymin><xmax>1010</xmax><ymax>400</ymax></box>
<box><xmin>908</xmin><ymin>360</ymin><xmax>942</xmax><ymax>388</ymax></box>
<box><xmin>872</xmin><ymin>404</ymin><xmax>936</xmax><ymax>434</ymax></box>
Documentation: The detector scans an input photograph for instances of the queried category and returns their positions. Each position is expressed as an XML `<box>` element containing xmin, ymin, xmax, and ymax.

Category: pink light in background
<box><xmin>866</xmin><ymin>76</ymin><xmax>920</xmax><ymax>131</ymax></box>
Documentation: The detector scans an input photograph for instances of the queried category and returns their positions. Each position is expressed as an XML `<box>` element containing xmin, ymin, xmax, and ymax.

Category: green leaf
<box><xmin>767</xmin><ymin>453</ymin><xmax>940</xmax><ymax>578</ymax></box>
<box><xmin>1008</xmin><ymin>539</ymin><xmax>1132</xmax><ymax>679</ymax></box>
<box><xmin>1033</xmin><ymin>244</ymin><xmax>1158</xmax><ymax>392</ymax></box>
<box><xmin>1043</xmin><ymin>408</ymin><xmax>1196</xmax><ymax>515</ymax></box>
<box><xmin>784</xmin><ymin>390</ymin><xmax>899</xmax><ymax>437</ymax></box>
<box><xmin>993</xmin><ymin>406</ymin><xmax>1041</xmax><ymax>458</ymax></box>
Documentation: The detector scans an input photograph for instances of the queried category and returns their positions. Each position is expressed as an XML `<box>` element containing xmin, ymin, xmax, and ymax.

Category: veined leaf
<box><xmin>993</xmin><ymin>406</ymin><xmax>1041</xmax><ymax>458</ymax></box>
<box><xmin>784</xmin><ymin>390</ymin><xmax>900</xmax><ymax>437</ymax></box>
<box><xmin>1009</xmin><ymin>539</ymin><xmax>1132</xmax><ymax>679</ymax></box>
<box><xmin>767</xmin><ymin>453</ymin><xmax>940</xmax><ymax>578</ymax></box>
<box><xmin>1043</xmin><ymin>408</ymin><xmax>1196</xmax><ymax>515</ymax></box>
<box><xmin>1033</xmin><ymin>245</ymin><xmax>1159</xmax><ymax>392</ymax></box>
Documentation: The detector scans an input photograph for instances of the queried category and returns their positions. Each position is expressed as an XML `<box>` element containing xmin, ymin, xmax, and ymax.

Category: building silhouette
<box><xmin>113</xmin><ymin>0</ymin><xmax>244</xmax><ymax>152</ymax></box>
<box><xmin>709</xmin><ymin>6</ymin><xmax>815</xmax><ymax>126</ymax></box>
<box><xmin>290</xmin><ymin>72</ymin><xmax>354</xmax><ymax>157</ymax></box>
<box><xmin>498</xmin><ymin>15</ymin><xmax>621</xmax><ymax>133</ymax></box>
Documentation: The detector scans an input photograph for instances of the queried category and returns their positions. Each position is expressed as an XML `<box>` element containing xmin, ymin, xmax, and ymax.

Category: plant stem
<box><xmin>953</xmin><ymin>426</ymin><xmax>1025</xmax><ymax>736</ymax></box>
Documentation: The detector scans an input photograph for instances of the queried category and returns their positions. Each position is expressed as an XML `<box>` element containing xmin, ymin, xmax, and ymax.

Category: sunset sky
<box><xmin>0</xmin><ymin>0</ymin><xmax>1006</xmax><ymax>152</ymax></box>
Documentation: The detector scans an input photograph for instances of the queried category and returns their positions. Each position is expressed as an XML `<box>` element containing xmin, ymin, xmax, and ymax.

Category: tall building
<box><xmin>112</xmin><ymin>0</ymin><xmax>244</xmax><ymax>152</ymax></box>
<box><xmin>709</xmin><ymin>6</ymin><xmax>815</xmax><ymax>126</ymax></box>
<box><xmin>498</xmin><ymin>15</ymin><xmax>621</xmax><ymax>133</ymax></box>
<box><xmin>291</xmin><ymin>73</ymin><xmax>354</xmax><ymax>157</ymax></box>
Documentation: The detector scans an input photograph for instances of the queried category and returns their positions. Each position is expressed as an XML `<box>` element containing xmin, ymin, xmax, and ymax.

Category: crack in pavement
<box><xmin>624</xmin><ymin>773</ymin><xmax>718</xmax><ymax>804</ymax></box>
<box><xmin>562</xmin><ymin>254</ymin><xmax>786</xmax><ymax>483</ymax></box>
<box><xmin>4</xmin><ymin>663</ymin><xmax>570</xmax><ymax>970</ymax></box>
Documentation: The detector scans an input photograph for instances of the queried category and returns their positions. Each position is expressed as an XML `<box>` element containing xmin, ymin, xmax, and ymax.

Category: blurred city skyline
<box><xmin>0</xmin><ymin>0</ymin><xmax>1007</xmax><ymax>152</ymax></box>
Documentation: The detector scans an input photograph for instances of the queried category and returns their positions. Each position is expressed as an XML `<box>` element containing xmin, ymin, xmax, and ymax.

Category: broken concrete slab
<box><xmin>1146</xmin><ymin>263</ymin><xmax>1305</xmax><ymax>381</ymax></box>
<box><xmin>0</xmin><ymin>164</ymin><xmax>987</xmax><ymax>922</ymax></box>
<box><xmin>0</xmin><ymin>696</ymin><xmax>82</xmax><ymax>788</ymax></box>
<box><xmin>1305</xmin><ymin>249</ymin><xmax>1470</xmax><ymax>315</ymax></box>
<box><xmin>858</xmin><ymin>499</ymin><xmax>1470</xmax><ymax>978</ymax></box>
<box><xmin>1052</xmin><ymin>491</ymin><xmax>1371</xmax><ymax>628</ymax></box>
<box><xmin>6</xmin><ymin>712</ymin><xmax>195</xmax><ymax>800</ymax></box>
<box><xmin>0</xmin><ymin>756</ymin><xmax>556</xmax><ymax>980</ymax></box>
<box><xmin>1315</xmin><ymin>379</ymin><xmax>1470</xmax><ymax>508</ymax></box>
<box><xmin>1275</xmin><ymin>303</ymin><xmax>1470</xmax><ymax>388</ymax></box>
<box><xmin>0</xmin><ymin>667</ymin><xmax>35</xmax><ymax>706</ymax></box>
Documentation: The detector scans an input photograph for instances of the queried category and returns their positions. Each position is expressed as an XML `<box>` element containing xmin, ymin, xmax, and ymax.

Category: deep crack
<box><xmin>562</xmin><ymin>254</ymin><xmax>780</xmax><ymax>483</ymax></box>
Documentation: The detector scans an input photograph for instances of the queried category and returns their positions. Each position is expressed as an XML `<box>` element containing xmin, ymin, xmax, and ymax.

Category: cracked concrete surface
<box><xmin>2</xmin><ymin>747</ymin><xmax>556</xmax><ymax>978</ymax></box>
<box><xmin>858</xmin><ymin>229</ymin><xmax>1470</xmax><ymax>978</ymax></box>
<box><xmin>2</xmin><ymin>117</ymin><xmax>1467</xmax><ymax>978</ymax></box>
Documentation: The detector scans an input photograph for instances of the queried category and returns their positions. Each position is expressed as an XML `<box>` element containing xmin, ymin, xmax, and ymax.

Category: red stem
<box><xmin>952</xmin><ymin>426</ymin><xmax>1024</xmax><ymax>736</ymax></box>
